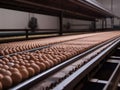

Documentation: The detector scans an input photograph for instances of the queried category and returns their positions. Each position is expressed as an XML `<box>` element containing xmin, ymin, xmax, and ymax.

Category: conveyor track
<box><xmin>9</xmin><ymin>35</ymin><xmax>120</xmax><ymax>90</ymax></box>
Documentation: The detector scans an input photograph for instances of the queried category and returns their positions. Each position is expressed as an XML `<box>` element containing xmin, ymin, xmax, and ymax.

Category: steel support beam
<box><xmin>59</xmin><ymin>12</ymin><xmax>63</xmax><ymax>35</ymax></box>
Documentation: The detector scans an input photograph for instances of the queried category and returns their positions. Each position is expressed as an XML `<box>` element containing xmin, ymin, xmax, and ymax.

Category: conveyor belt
<box><xmin>0</xmin><ymin>31</ymin><xmax>120</xmax><ymax>57</ymax></box>
<box><xmin>9</xmin><ymin>35</ymin><xmax>120</xmax><ymax>90</ymax></box>
<box><xmin>0</xmin><ymin>32</ymin><xmax>120</xmax><ymax>90</ymax></box>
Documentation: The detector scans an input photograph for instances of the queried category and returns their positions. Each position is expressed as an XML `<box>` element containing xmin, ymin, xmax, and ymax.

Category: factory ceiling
<box><xmin>0</xmin><ymin>0</ymin><xmax>116</xmax><ymax>21</ymax></box>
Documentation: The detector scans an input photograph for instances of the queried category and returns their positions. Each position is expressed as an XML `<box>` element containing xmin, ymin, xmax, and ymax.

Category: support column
<box><xmin>111</xmin><ymin>17</ymin><xmax>114</xmax><ymax>29</ymax></box>
<box><xmin>59</xmin><ymin>12</ymin><xmax>63</xmax><ymax>35</ymax></box>
<box><xmin>93</xmin><ymin>20</ymin><xmax>96</xmax><ymax>32</ymax></box>
<box><xmin>26</xmin><ymin>29</ymin><xmax>28</xmax><ymax>39</ymax></box>
<box><xmin>91</xmin><ymin>20</ymin><xmax>96</xmax><ymax>32</ymax></box>
<box><xmin>105</xmin><ymin>18</ymin><xmax>107</xmax><ymax>29</ymax></box>
<box><xmin>102</xmin><ymin>19</ymin><xmax>104</xmax><ymax>30</ymax></box>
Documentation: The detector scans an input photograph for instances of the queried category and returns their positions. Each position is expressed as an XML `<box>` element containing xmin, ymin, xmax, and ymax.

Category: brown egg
<box><xmin>16</xmin><ymin>47</ymin><xmax>20</xmax><ymax>52</ymax></box>
<box><xmin>18</xmin><ymin>65</ymin><xmax>26</xmax><ymax>69</ymax></box>
<box><xmin>0</xmin><ymin>81</ymin><xmax>3</xmax><ymax>90</ymax></box>
<box><xmin>0</xmin><ymin>61</ymin><xmax>6</xmax><ymax>65</ymax></box>
<box><xmin>1</xmin><ymin>75</ymin><xmax>12</xmax><ymax>88</ymax></box>
<box><xmin>46</xmin><ymin>54</ymin><xmax>54</xmax><ymax>60</ymax></box>
<box><xmin>12</xmin><ymin>56</ymin><xmax>18</xmax><ymax>61</ymax></box>
<box><xmin>31</xmin><ymin>63</ymin><xmax>40</xmax><ymax>74</ymax></box>
<box><xmin>20</xmin><ymin>62</ymin><xmax>25</xmax><ymax>65</ymax></box>
<box><xmin>58</xmin><ymin>55</ymin><xmax>64</xmax><ymax>61</ymax></box>
<box><xmin>29</xmin><ymin>60</ymin><xmax>35</xmax><ymax>63</ymax></box>
<box><xmin>18</xmin><ymin>68</ymin><xmax>29</xmax><ymax>80</ymax></box>
<box><xmin>0</xmin><ymin>64</ymin><xmax>3</xmax><ymax>68</ymax></box>
<box><xmin>13</xmin><ymin>64</ymin><xmax>20</xmax><ymax>68</ymax></box>
<box><xmin>42</xmin><ymin>55</ymin><xmax>48</xmax><ymax>60</ymax></box>
<box><xmin>38</xmin><ymin>58</ymin><xmax>44</xmax><ymax>62</ymax></box>
<box><xmin>0</xmin><ymin>69</ymin><xmax>6</xmax><ymax>75</ymax></box>
<box><xmin>36</xmin><ymin>62</ymin><xmax>46</xmax><ymax>71</ymax></box>
<box><xmin>47</xmin><ymin>60</ymin><xmax>54</xmax><ymax>67</ymax></box>
<box><xmin>27</xmin><ymin>67</ymin><xmax>35</xmax><ymax>77</ymax></box>
<box><xmin>43</xmin><ymin>61</ymin><xmax>51</xmax><ymax>69</ymax></box>
<box><xmin>51</xmin><ymin>59</ymin><xmax>58</xmax><ymax>64</ymax></box>
<box><xmin>16</xmin><ymin>55</ymin><xmax>22</xmax><ymax>59</ymax></box>
<box><xmin>24</xmin><ymin>60</ymin><xmax>29</xmax><ymax>63</ymax></box>
<box><xmin>26</xmin><ymin>55</ymin><xmax>30</xmax><ymax>60</ymax></box>
<box><xmin>1</xmin><ymin>70</ymin><xmax>12</xmax><ymax>76</ymax></box>
<box><xmin>0</xmin><ymin>74</ymin><xmax>3</xmax><ymax>80</ymax></box>
<box><xmin>7</xmin><ymin>56</ymin><xmax>13</xmax><ymax>61</ymax></box>
<box><xmin>2</xmin><ymin>58</ymin><xmax>9</xmax><ymax>63</ymax></box>
<box><xmin>9</xmin><ymin>67</ymin><xmax>19</xmax><ymax>74</ymax></box>
<box><xmin>61</xmin><ymin>54</ymin><xmax>67</xmax><ymax>59</ymax></box>
<box><xmin>11</xmin><ymin>71</ymin><xmax>22</xmax><ymax>84</ymax></box>
<box><xmin>56</xmin><ymin>57</ymin><xmax>62</xmax><ymax>63</ymax></box>
<box><xmin>8</xmin><ymin>49</ymin><xmax>13</xmax><ymax>54</ymax></box>
<box><xmin>0</xmin><ymin>50</ymin><xmax>5</xmax><ymax>56</ymax></box>
<box><xmin>30</xmin><ymin>54</ymin><xmax>36</xmax><ymax>60</ymax></box>
<box><xmin>3</xmin><ymin>65</ymin><xmax>9</xmax><ymax>70</ymax></box>
<box><xmin>14</xmin><ymin>60</ymin><xmax>20</xmax><ymax>64</ymax></box>
<box><xmin>25</xmin><ymin>63</ymin><xmax>30</xmax><ymax>67</ymax></box>
<box><xmin>12</xmin><ymin>48</ymin><xmax>17</xmax><ymax>53</ymax></box>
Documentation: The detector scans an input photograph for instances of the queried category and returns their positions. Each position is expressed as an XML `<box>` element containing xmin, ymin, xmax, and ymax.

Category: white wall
<box><xmin>0</xmin><ymin>8</ymin><xmax>59</xmax><ymax>29</ymax></box>
<box><xmin>0</xmin><ymin>8</ymin><xmax>92</xmax><ymax>31</ymax></box>
<box><xmin>63</xmin><ymin>18</ymin><xmax>91</xmax><ymax>30</ymax></box>
<box><xmin>0</xmin><ymin>9</ymin><xmax>28</xmax><ymax>29</ymax></box>
<box><xmin>33</xmin><ymin>14</ymin><xmax>59</xmax><ymax>29</ymax></box>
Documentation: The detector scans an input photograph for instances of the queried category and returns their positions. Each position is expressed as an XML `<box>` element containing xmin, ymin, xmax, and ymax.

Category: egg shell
<box><xmin>1</xmin><ymin>75</ymin><xmax>12</xmax><ymax>88</ymax></box>
<box><xmin>47</xmin><ymin>60</ymin><xmax>54</xmax><ymax>67</ymax></box>
<box><xmin>0</xmin><ymin>51</ymin><xmax>5</xmax><ymax>56</ymax></box>
<box><xmin>43</xmin><ymin>61</ymin><xmax>51</xmax><ymax>69</ymax></box>
<box><xmin>51</xmin><ymin>59</ymin><xmax>58</xmax><ymax>64</ymax></box>
<box><xmin>30</xmin><ymin>54</ymin><xmax>36</xmax><ymax>60</ymax></box>
<box><xmin>2</xmin><ymin>58</ymin><xmax>9</xmax><ymax>63</ymax></box>
<box><xmin>29</xmin><ymin>60</ymin><xmax>35</xmax><ymax>63</ymax></box>
<box><xmin>11</xmin><ymin>71</ymin><xmax>22</xmax><ymax>84</ymax></box>
<box><xmin>46</xmin><ymin>54</ymin><xmax>53</xmax><ymax>60</ymax></box>
<box><xmin>36</xmin><ymin>62</ymin><xmax>46</xmax><ymax>71</ymax></box>
<box><xmin>3</xmin><ymin>65</ymin><xmax>9</xmax><ymax>70</ymax></box>
<box><xmin>31</xmin><ymin>63</ymin><xmax>40</xmax><ymax>74</ymax></box>
<box><xmin>1</xmin><ymin>70</ymin><xmax>12</xmax><ymax>76</ymax></box>
<box><xmin>13</xmin><ymin>64</ymin><xmax>20</xmax><ymax>68</ymax></box>
<box><xmin>0</xmin><ymin>64</ymin><xmax>3</xmax><ymax>68</ymax></box>
<box><xmin>27</xmin><ymin>67</ymin><xmax>35</xmax><ymax>77</ymax></box>
<box><xmin>9</xmin><ymin>68</ymin><xmax>19</xmax><ymax>73</ymax></box>
<box><xmin>25</xmin><ymin>63</ymin><xmax>30</xmax><ymax>67</ymax></box>
<box><xmin>0</xmin><ymin>74</ymin><xmax>3</xmax><ymax>80</ymax></box>
<box><xmin>18</xmin><ymin>68</ymin><xmax>29</xmax><ymax>79</ymax></box>
<box><xmin>0</xmin><ymin>81</ymin><xmax>3</xmax><ymax>90</ymax></box>
<box><xmin>12</xmin><ymin>56</ymin><xmax>18</xmax><ymax>61</ymax></box>
<box><xmin>0</xmin><ymin>61</ymin><xmax>6</xmax><ymax>65</ymax></box>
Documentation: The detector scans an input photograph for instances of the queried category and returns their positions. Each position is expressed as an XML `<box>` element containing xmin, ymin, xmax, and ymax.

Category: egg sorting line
<box><xmin>30</xmin><ymin>40</ymin><xmax>113</xmax><ymax>90</ymax></box>
<box><xmin>0</xmin><ymin>31</ymin><xmax>120</xmax><ymax>90</ymax></box>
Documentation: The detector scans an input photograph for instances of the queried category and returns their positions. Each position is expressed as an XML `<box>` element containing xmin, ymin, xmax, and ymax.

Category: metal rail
<box><xmin>103</xmin><ymin>63</ymin><xmax>120</xmax><ymax>90</ymax></box>
<box><xmin>9</xmin><ymin>36</ymin><xmax>120</xmax><ymax>90</ymax></box>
